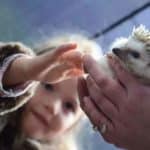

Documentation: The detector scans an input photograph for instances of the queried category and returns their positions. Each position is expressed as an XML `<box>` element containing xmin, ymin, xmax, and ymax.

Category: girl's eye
<box><xmin>43</xmin><ymin>83</ymin><xmax>54</xmax><ymax>91</ymax></box>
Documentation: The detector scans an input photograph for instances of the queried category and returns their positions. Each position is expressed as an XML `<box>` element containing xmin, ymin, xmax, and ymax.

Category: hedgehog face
<box><xmin>111</xmin><ymin>25</ymin><xmax>150</xmax><ymax>80</ymax></box>
<box><xmin>113</xmin><ymin>39</ymin><xmax>150</xmax><ymax>79</ymax></box>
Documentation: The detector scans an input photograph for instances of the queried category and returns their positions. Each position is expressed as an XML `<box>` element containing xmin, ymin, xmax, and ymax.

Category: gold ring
<box><xmin>92</xmin><ymin>125</ymin><xmax>98</xmax><ymax>131</ymax></box>
<box><xmin>93</xmin><ymin>123</ymin><xmax>107</xmax><ymax>134</ymax></box>
<box><xmin>99</xmin><ymin>123</ymin><xmax>107</xmax><ymax>134</ymax></box>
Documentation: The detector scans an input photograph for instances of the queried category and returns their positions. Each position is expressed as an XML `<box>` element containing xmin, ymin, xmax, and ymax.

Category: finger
<box><xmin>60</xmin><ymin>50</ymin><xmax>84</xmax><ymax>76</ymax></box>
<box><xmin>60</xmin><ymin>50</ymin><xmax>83</xmax><ymax>68</ymax></box>
<box><xmin>33</xmin><ymin>44</ymin><xmax>77</xmax><ymax>71</ymax></box>
<box><xmin>53</xmin><ymin>43</ymin><xmax>77</xmax><ymax>58</ymax></box>
<box><xmin>66</xmin><ymin>68</ymin><xmax>84</xmax><ymax>76</ymax></box>
<box><xmin>83</xmin><ymin>55</ymin><xmax>126</xmax><ymax>106</ymax></box>
<box><xmin>77</xmin><ymin>77</ymin><xmax>89</xmax><ymax>106</ymax></box>
<box><xmin>107</xmin><ymin>55</ymin><xmax>138</xmax><ymax>90</ymax></box>
<box><xmin>38</xmin><ymin>43</ymin><xmax>76</xmax><ymax>55</ymax></box>
<box><xmin>86</xmin><ymin>76</ymin><xmax>118</xmax><ymax>119</ymax></box>
<box><xmin>82</xmin><ymin>96</ymin><xmax>113</xmax><ymax>135</ymax></box>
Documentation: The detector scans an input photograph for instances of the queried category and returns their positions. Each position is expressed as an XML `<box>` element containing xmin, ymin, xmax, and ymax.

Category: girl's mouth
<box><xmin>31</xmin><ymin>109</ymin><xmax>50</xmax><ymax>127</ymax></box>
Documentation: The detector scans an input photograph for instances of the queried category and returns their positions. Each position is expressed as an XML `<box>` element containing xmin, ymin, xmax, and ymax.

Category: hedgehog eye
<box><xmin>130</xmin><ymin>51</ymin><xmax>140</xmax><ymax>59</ymax></box>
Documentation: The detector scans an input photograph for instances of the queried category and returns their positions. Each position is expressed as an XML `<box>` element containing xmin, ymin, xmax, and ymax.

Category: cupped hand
<box><xmin>24</xmin><ymin>43</ymin><xmax>83</xmax><ymax>83</ymax></box>
<box><xmin>78</xmin><ymin>54</ymin><xmax>150</xmax><ymax>150</ymax></box>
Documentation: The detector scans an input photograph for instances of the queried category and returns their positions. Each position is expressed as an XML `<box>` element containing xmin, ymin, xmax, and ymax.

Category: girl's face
<box><xmin>21</xmin><ymin>78</ymin><xmax>82</xmax><ymax>141</ymax></box>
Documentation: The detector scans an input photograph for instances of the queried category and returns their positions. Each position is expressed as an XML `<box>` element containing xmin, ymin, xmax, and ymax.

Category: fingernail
<box><xmin>107</xmin><ymin>54</ymin><xmax>113</xmax><ymax>59</ymax></box>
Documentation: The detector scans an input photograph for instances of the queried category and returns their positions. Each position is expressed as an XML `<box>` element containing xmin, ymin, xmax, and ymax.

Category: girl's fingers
<box><xmin>53</xmin><ymin>43</ymin><xmax>77</xmax><ymax>59</ymax></box>
<box><xmin>32</xmin><ymin>43</ymin><xmax>77</xmax><ymax>73</ymax></box>
<box><xmin>28</xmin><ymin>44</ymin><xmax>78</xmax><ymax>80</ymax></box>
<box><xmin>65</xmin><ymin>68</ymin><xmax>84</xmax><ymax>76</ymax></box>
<box><xmin>39</xmin><ymin>63</ymin><xmax>75</xmax><ymax>83</ymax></box>
<box><xmin>60</xmin><ymin>50</ymin><xmax>83</xmax><ymax>70</ymax></box>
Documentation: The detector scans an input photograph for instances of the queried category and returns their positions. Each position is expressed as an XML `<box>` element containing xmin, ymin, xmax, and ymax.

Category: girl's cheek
<box><xmin>61</xmin><ymin>112</ymin><xmax>75</xmax><ymax>128</ymax></box>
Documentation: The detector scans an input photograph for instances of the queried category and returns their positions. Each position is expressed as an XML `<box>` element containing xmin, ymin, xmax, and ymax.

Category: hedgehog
<box><xmin>98</xmin><ymin>25</ymin><xmax>150</xmax><ymax>83</ymax></box>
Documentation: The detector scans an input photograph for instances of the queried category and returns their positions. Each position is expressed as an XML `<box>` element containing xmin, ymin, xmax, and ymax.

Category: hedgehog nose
<box><xmin>112</xmin><ymin>48</ymin><xmax>121</xmax><ymax>55</ymax></box>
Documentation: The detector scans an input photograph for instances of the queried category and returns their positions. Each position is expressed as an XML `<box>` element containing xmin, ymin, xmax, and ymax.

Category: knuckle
<box><xmin>98</xmin><ymin>98</ymin><xmax>105</xmax><ymax>109</ymax></box>
<box><xmin>104</xmin><ymin>105</ymin><xmax>114</xmax><ymax>118</ymax></box>
<box><xmin>97</xmin><ymin>100</ymin><xmax>103</xmax><ymax>109</ymax></box>
<box><xmin>94</xmin><ymin>96</ymin><xmax>104</xmax><ymax>109</ymax></box>
<box><xmin>133</xmin><ymin>86</ymin><xmax>148</xmax><ymax>98</ymax></box>
<box><xmin>90</xmin><ymin>111</ymin><xmax>100</xmax><ymax>124</ymax></box>
<box><xmin>97</xmin><ymin>77</ymin><xmax>109</xmax><ymax>86</ymax></box>
<box><xmin>124</xmin><ymin>103</ymin><xmax>135</xmax><ymax>116</ymax></box>
<box><xmin>90</xmin><ymin>110</ymin><xmax>98</xmax><ymax>119</ymax></box>
<box><xmin>109</xmin><ymin>124</ymin><xmax>115</xmax><ymax>134</ymax></box>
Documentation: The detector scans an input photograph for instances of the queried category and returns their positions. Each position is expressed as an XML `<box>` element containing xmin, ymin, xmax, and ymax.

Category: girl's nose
<box><xmin>45</xmin><ymin>100</ymin><xmax>61</xmax><ymax>115</ymax></box>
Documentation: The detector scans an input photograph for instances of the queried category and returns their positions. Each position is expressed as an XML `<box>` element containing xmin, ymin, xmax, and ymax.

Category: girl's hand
<box><xmin>4</xmin><ymin>44</ymin><xmax>83</xmax><ymax>86</ymax></box>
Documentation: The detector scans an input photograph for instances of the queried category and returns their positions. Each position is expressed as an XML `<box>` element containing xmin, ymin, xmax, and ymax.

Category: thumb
<box><xmin>107</xmin><ymin>55</ymin><xmax>138</xmax><ymax>89</ymax></box>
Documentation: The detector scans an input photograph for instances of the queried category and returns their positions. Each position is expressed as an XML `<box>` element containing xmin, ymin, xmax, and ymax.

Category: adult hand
<box><xmin>78</xmin><ymin>55</ymin><xmax>150</xmax><ymax>150</ymax></box>
<box><xmin>4</xmin><ymin>43</ymin><xmax>83</xmax><ymax>85</ymax></box>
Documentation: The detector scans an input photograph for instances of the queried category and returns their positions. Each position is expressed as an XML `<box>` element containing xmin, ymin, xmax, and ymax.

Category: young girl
<box><xmin>0</xmin><ymin>33</ymin><xmax>102</xmax><ymax>150</ymax></box>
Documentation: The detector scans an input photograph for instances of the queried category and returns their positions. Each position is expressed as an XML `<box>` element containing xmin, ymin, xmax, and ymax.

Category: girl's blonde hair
<box><xmin>36</xmin><ymin>33</ymin><xmax>103</xmax><ymax>60</ymax></box>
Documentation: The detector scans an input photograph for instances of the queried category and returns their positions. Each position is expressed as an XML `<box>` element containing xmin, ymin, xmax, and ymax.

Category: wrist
<box><xmin>3</xmin><ymin>55</ymin><xmax>33</xmax><ymax>86</ymax></box>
